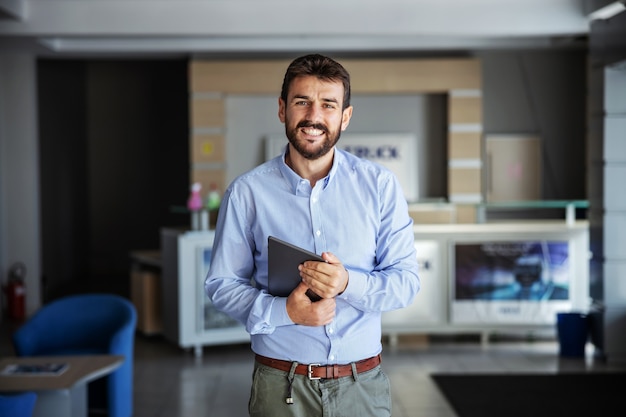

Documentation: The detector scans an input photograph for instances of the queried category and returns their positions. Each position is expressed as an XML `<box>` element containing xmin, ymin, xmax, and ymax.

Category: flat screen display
<box><xmin>455</xmin><ymin>241</ymin><xmax>570</xmax><ymax>301</ymax></box>
<box><xmin>451</xmin><ymin>240</ymin><xmax>572</xmax><ymax>324</ymax></box>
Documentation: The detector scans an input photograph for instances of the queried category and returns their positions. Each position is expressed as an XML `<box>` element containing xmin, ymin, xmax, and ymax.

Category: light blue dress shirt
<box><xmin>205</xmin><ymin>146</ymin><xmax>420</xmax><ymax>364</ymax></box>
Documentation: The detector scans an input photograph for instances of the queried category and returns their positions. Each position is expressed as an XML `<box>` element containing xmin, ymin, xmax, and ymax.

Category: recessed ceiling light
<box><xmin>588</xmin><ymin>1</ymin><xmax>626</xmax><ymax>21</ymax></box>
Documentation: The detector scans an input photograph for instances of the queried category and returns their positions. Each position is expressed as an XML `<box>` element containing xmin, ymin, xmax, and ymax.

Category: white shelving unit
<box><xmin>161</xmin><ymin>221</ymin><xmax>590</xmax><ymax>355</ymax></box>
<box><xmin>382</xmin><ymin>221</ymin><xmax>590</xmax><ymax>346</ymax></box>
<box><xmin>161</xmin><ymin>228</ymin><xmax>249</xmax><ymax>357</ymax></box>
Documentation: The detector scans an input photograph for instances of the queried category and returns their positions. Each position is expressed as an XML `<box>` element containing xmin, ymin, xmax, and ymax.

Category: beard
<box><xmin>285</xmin><ymin>119</ymin><xmax>342</xmax><ymax>160</ymax></box>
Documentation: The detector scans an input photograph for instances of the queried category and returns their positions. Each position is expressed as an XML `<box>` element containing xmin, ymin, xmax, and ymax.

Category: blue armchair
<box><xmin>12</xmin><ymin>293</ymin><xmax>137</xmax><ymax>417</ymax></box>
<box><xmin>0</xmin><ymin>392</ymin><xmax>37</xmax><ymax>417</ymax></box>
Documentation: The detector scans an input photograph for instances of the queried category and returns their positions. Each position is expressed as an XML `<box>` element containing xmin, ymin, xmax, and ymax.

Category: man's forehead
<box><xmin>288</xmin><ymin>76</ymin><xmax>344</xmax><ymax>99</ymax></box>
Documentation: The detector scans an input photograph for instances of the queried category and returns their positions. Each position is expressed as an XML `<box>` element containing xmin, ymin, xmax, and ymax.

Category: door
<box><xmin>485</xmin><ymin>134</ymin><xmax>541</xmax><ymax>202</ymax></box>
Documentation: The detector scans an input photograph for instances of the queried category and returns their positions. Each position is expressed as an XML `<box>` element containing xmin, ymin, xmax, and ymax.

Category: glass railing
<box><xmin>176</xmin><ymin>199</ymin><xmax>590</xmax><ymax>227</ymax></box>
<box><xmin>475</xmin><ymin>200</ymin><xmax>589</xmax><ymax>225</ymax></box>
<box><xmin>407</xmin><ymin>199</ymin><xmax>589</xmax><ymax>225</ymax></box>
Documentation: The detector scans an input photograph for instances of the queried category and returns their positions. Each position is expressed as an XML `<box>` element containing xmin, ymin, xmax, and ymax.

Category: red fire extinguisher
<box><xmin>3</xmin><ymin>262</ymin><xmax>26</xmax><ymax>321</ymax></box>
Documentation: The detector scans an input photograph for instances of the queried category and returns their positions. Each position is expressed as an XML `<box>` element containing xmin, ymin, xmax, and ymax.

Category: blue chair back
<box><xmin>0</xmin><ymin>392</ymin><xmax>37</xmax><ymax>417</ymax></box>
<box><xmin>12</xmin><ymin>293</ymin><xmax>136</xmax><ymax>356</ymax></box>
<box><xmin>12</xmin><ymin>293</ymin><xmax>137</xmax><ymax>417</ymax></box>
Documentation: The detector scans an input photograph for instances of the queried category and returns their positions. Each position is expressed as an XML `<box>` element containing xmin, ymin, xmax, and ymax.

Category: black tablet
<box><xmin>267</xmin><ymin>236</ymin><xmax>324</xmax><ymax>301</ymax></box>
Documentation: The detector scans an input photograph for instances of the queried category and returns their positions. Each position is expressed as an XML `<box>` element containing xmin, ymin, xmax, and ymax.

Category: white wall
<box><xmin>0</xmin><ymin>53</ymin><xmax>41</xmax><ymax>317</ymax></box>
<box><xmin>603</xmin><ymin>61</ymin><xmax>626</xmax><ymax>363</ymax></box>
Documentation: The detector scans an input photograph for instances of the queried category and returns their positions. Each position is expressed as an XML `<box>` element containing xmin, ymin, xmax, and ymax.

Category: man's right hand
<box><xmin>286</xmin><ymin>282</ymin><xmax>336</xmax><ymax>326</ymax></box>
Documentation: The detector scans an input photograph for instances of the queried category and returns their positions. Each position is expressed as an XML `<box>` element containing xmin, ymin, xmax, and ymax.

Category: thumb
<box><xmin>293</xmin><ymin>281</ymin><xmax>310</xmax><ymax>296</ymax></box>
<box><xmin>321</xmin><ymin>252</ymin><xmax>340</xmax><ymax>264</ymax></box>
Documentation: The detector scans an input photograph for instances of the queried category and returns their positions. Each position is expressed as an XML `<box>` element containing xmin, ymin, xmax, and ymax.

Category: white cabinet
<box><xmin>161</xmin><ymin>228</ymin><xmax>249</xmax><ymax>357</ymax></box>
<box><xmin>385</xmin><ymin>221</ymin><xmax>591</xmax><ymax>345</ymax></box>
<box><xmin>161</xmin><ymin>221</ymin><xmax>590</xmax><ymax>354</ymax></box>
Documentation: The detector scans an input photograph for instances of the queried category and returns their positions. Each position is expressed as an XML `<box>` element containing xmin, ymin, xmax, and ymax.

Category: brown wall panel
<box><xmin>455</xmin><ymin>205</ymin><xmax>478</xmax><ymax>224</ymax></box>
<box><xmin>409</xmin><ymin>209</ymin><xmax>455</xmax><ymax>224</ymax></box>
<box><xmin>449</xmin><ymin>96</ymin><xmax>482</xmax><ymax>124</ymax></box>
<box><xmin>191</xmin><ymin>98</ymin><xmax>225</xmax><ymax>128</ymax></box>
<box><xmin>190</xmin><ymin>61</ymin><xmax>289</xmax><ymax>94</ymax></box>
<box><xmin>448</xmin><ymin>132</ymin><xmax>482</xmax><ymax>160</ymax></box>
<box><xmin>191</xmin><ymin>134</ymin><xmax>225</xmax><ymax>164</ymax></box>
<box><xmin>448</xmin><ymin>168</ymin><xmax>482</xmax><ymax>194</ymax></box>
<box><xmin>345</xmin><ymin>59</ymin><xmax>481</xmax><ymax>93</ymax></box>
<box><xmin>191</xmin><ymin>58</ymin><xmax>481</xmax><ymax>94</ymax></box>
<box><xmin>192</xmin><ymin>169</ymin><xmax>227</xmax><ymax>196</ymax></box>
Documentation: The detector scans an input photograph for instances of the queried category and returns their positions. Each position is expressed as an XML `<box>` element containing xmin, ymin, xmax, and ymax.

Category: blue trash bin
<box><xmin>556</xmin><ymin>312</ymin><xmax>589</xmax><ymax>358</ymax></box>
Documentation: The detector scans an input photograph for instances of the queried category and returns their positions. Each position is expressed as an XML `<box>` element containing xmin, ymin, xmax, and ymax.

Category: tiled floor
<box><xmin>2</xmin><ymin>320</ymin><xmax>624</xmax><ymax>417</ymax></box>
<box><xmin>129</xmin><ymin>332</ymin><xmax>624</xmax><ymax>417</ymax></box>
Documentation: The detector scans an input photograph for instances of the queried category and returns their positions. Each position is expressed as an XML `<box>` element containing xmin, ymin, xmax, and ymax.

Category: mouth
<box><xmin>301</xmin><ymin>127</ymin><xmax>325</xmax><ymax>137</ymax></box>
<box><xmin>298</xmin><ymin>122</ymin><xmax>327</xmax><ymax>139</ymax></box>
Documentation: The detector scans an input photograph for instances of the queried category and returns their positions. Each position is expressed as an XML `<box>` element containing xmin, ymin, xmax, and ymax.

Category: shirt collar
<box><xmin>278</xmin><ymin>145</ymin><xmax>340</xmax><ymax>194</ymax></box>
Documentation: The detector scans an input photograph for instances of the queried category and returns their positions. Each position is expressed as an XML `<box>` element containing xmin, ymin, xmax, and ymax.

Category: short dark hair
<box><xmin>280</xmin><ymin>54</ymin><xmax>351</xmax><ymax>110</ymax></box>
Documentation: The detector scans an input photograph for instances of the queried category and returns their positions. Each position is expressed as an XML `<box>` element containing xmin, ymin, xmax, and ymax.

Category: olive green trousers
<box><xmin>249</xmin><ymin>360</ymin><xmax>392</xmax><ymax>417</ymax></box>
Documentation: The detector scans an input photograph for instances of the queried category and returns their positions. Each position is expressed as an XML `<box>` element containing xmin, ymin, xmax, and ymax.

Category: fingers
<box><xmin>286</xmin><ymin>283</ymin><xmax>336</xmax><ymax>326</ymax></box>
<box><xmin>299</xmin><ymin>254</ymin><xmax>348</xmax><ymax>299</ymax></box>
<box><xmin>321</xmin><ymin>251</ymin><xmax>339</xmax><ymax>263</ymax></box>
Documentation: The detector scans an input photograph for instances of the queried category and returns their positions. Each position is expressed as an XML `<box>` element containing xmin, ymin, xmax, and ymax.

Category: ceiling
<box><xmin>0</xmin><ymin>0</ymin><xmax>622</xmax><ymax>57</ymax></box>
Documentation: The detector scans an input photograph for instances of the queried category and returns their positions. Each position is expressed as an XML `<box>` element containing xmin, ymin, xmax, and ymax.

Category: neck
<box><xmin>285</xmin><ymin>146</ymin><xmax>333</xmax><ymax>188</ymax></box>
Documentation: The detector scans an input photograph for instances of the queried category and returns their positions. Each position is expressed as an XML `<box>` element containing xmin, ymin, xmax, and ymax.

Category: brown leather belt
<box><xmin>255</xmin><ymin>354</ymin><xmax>381</xmax><ymax>380</ymax></box>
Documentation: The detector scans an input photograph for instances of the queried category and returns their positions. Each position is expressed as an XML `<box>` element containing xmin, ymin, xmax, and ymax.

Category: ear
<box><xmin>278</xmin><ymin>97</ymin><xmax>286</xmax><ymax>123</ymax></box>
<box><xmin>341</xmin><ymin>106</ymin><xmax>353</xmax><ymax>131</ymax></box>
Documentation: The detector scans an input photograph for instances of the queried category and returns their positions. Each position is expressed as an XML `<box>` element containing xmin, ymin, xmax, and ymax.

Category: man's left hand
<box><xmin>299</xmin><ymin>252</ymin><xmax>349</xmax><ymax>299</ymax></box>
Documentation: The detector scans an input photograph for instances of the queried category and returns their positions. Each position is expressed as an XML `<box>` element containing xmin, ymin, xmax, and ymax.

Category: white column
<box><xmin>0</xmin><ymin>53</ymin><xmax>42</xmax><ymax>317</ymax></box>
<box><xmin>603</xmin><ymin>61</ymin><xmax>626</xmax><ymax>364</ymax></box>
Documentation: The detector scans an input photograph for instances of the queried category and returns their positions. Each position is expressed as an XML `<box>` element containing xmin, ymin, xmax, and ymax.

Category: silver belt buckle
<box><xmin>307</xmin><ymin>363</ymin><xmax>321</xmax><ymax>380</ymax></box>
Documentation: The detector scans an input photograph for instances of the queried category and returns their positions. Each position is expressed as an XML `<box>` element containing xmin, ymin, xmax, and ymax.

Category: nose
<box><xmin>305</xmin><ymin>103</ymin><xmax>323</xmax><ymax>122</ymax></box>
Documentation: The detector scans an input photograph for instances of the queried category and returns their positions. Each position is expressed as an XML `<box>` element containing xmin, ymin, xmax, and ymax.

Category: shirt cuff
<box><xmin>337</xmin><ymin>269</ymin><xmax>367</xmax><ymax>302</ymax></box>
<box><xmin>269</xmin><ymin>296</ymin><xmax>295</xmax><ymax>327</ymax></box>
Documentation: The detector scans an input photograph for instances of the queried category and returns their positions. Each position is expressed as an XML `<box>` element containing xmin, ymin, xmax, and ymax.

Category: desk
<box><xmin>130</xmin><ymin>249</ymin><xmax>163</xmax><ymax>335</ymax></box>
<box><xmin>0</xmin><ymin>355</ymin><xmax>123</xmax><ymax>417</ymax></box>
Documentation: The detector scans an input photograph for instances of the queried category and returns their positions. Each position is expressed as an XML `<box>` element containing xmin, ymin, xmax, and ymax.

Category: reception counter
<box><xmin>383</xmin><ymin>220</ymin><xmax>590</xmax><ymax>345</ymax></box>
<box><xmin>160</xmin><ymin>220</ymin><xmax>590</xmax><ymax>354</ymax></box>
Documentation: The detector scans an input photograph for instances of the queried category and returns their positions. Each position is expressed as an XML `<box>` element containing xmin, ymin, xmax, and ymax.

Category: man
<box><xmin>205</xmin><ymin>54</ymin><xmax>420</xmax><ymax>416</ymax></box>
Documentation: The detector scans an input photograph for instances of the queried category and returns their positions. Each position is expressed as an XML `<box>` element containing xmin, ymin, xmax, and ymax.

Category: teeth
<box><xmin>303</xmin><ymin>128</ymin><xmax>323</xmax><ymax>136</ymax></box>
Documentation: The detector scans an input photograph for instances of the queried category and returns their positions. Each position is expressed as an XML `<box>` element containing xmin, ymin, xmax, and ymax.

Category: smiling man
<box><xmin>205</xmin><ymin>54</ymin><xmax>420</xmax><ymax>417</ymax></box>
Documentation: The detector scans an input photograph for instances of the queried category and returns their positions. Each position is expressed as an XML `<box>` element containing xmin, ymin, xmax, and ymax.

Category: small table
<box><xmin>0</xmin><ymin>355</ymin><xmax>123</xmax><ymax>417</ymax></box>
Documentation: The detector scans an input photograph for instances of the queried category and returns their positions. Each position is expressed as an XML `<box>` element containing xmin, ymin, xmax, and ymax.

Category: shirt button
<box><xmin>329</xmin><ymin>355</ymin><xmax>335</xmax><ymax>361</ymax></box>
<box><xmin>316</xmin><ymin>230</ymin><xmax>321</xmax><ymax>236</ymax></box>
<box><xmin>328</xmin><ymin>328</ymin><xmax>334</xmax><ymax>334</ymax></box>
<box><xmin>312</xmin><ymin>197</ymin><xmax>317</xmax><ymax>203</ymax></box>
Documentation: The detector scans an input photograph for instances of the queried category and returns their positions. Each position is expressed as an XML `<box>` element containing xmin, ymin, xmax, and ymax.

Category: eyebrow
<box><xmin>292</xmin><ymin>94</ymin><xmax>339</xmax><ymax>105</ymax></box>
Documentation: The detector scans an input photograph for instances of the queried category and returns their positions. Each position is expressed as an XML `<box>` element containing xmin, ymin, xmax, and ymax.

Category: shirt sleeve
<box><xmin>337</xmin><ymin>173</ymin><xmax>421</xmax><ymax>312</ymax></box>
<box><xmin>204</xmin><ymin>188</ymin><xmax>294</xmax><ymax>335</ymax></box>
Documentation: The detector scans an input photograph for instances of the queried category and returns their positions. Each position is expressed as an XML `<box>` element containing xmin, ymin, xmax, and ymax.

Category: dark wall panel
<box><xmin>39</xmin><ymin>59</ymin><xmax>190</xmax><ymax>300</ymax></box>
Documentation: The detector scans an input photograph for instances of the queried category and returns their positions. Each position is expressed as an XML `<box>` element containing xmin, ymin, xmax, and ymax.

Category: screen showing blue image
<box><xmin>454</xmin><ymin>241</ymin><xmax>569</xmax><ymax>301</ymax></box>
